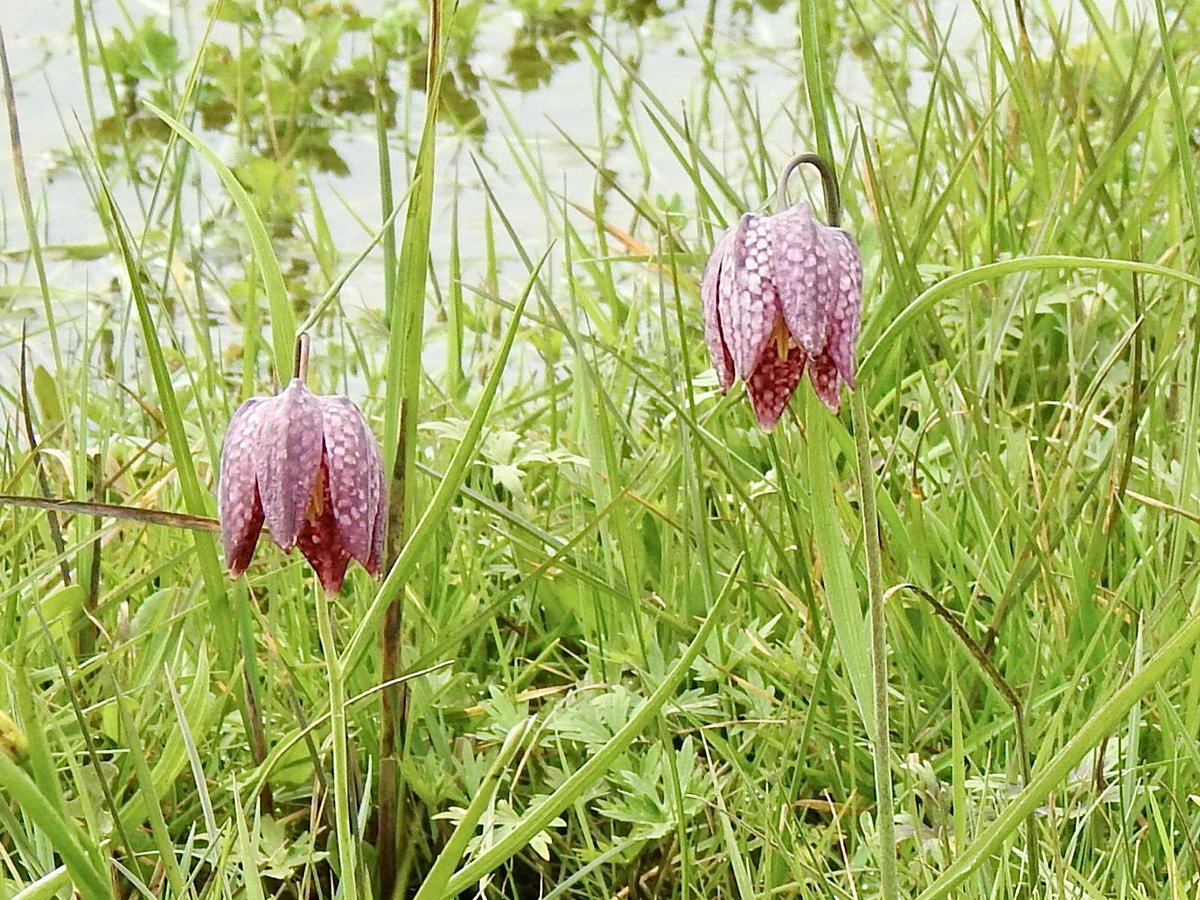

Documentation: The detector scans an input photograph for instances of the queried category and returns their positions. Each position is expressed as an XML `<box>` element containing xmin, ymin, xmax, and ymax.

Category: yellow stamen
<box><xmin>307</xmin><ymin>463</ymin><xmax>325</xmax><ymax>521</ymax></box>
<box><xmin>773</xmin><ymin>318</ymin><xmax>790</xmax><ymax>360</ymax></box>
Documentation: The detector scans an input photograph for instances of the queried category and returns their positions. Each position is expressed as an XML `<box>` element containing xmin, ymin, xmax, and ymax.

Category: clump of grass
<box><xmin>4</xmin><ymin>0</ymin><xmax>1200</xmax><ymax>897</ymax></box>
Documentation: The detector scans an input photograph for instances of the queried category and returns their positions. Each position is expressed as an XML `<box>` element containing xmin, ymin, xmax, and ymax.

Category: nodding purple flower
<box><xmin>218</xmin><ymin>337</ymin><xmax>386</xmax><ymax>593</ymax></box>
<box><xmin>701</xmin><ymin>153</ymin><xmax>862</xmax><ymax>429</ymax></box>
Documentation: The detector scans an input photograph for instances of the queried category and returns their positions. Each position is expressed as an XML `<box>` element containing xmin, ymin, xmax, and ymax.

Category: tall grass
<box><xmin>3</xmin><ymin>0</ymin><xmax>1200</xmax><ymax>897</ymax></box>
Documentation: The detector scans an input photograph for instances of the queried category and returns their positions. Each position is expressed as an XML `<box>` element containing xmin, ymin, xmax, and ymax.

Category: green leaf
<box><xmin>807</xmin><ymin>407</ymin><xmax>875</xmax><ymax>735</ymax></box>
<box><xmin>442</xmin><ymin>556</ymin><xmax>741</xmax><ymax>894</ymax></box>
<box><xmin>32</xmin><ymin>365</ymin><xmax>62</xmax><ymax>429</ymax></box>
<box><xmin>0</xmin><ymin>752</ymin><xmax>111</xmax><ymax>900</ymax></box>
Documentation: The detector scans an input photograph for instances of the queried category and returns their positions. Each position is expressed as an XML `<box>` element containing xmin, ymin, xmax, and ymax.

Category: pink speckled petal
<box><xmin>218</xmin><ymin>398</ymin><xmax>268</xmax><ymax>575</ymax></box>
<box><xmin>808</xmin><ymin>352</ymin><xmax>843</xmax><ymax>413</ymax></box>
<box><xmin>745</xmin><ymin>343</ymin><xmax>808</xmax><ymax>430</ymax></box>
<box><xmin>317</xmin><ymin>395</ymin><xmax>384</xmax><ymax>569</ymax></box>
<box><xmin>825</xmin><ymin>228</ymin><xmax>863</xmax><ymax>386</ymax></box>
<box><xmin>225</xmin><ymin>488</ymin><xmax>265</xmax><ymax>578</ymax></box>
<box><xmin>258</xmin><ymin>379</ymin><xmax>324</xmax><ymax>551</ymax></box>
<box><xmin>296</xmin><ymin>459</ymin><xmax>352</xmax><ymax>593</ymax></box>
<box><xmin>769</xmin><ymin>203</ymin><xmax>829</xmax><ymax>357</ymax></box>
<box><xmin>724</xmin><ymin>214</ymin><xmax>781</xmax><ymax>381</ymax></box>
<box><xmin>701</xmin><ymin>225</ymin><xmax>737</xmax><ymax>392</ymax></box>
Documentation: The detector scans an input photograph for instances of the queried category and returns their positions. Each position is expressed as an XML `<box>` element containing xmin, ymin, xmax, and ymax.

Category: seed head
<box><xmin>218</xmin><ymin>379</ymin><xmax>386</xmax><ymax>593</ymax></box>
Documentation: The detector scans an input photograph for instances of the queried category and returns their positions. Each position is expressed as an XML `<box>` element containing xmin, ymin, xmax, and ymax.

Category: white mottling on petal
<box><xmin>769</xmin><ymin>203</ymin><xmax>828</xmax><ymax>357</ymax></box>
<box><xmin>746</xmin><ymin>342</ymin><xmax>807</xmax><ymax>429</ymax></box>
<box><xmin>725</xmin><ymin>214</ymin><xmax>781</xmax><ymax>380</ymax></box>
<box><xmin>825</xmin><ymin>229</ymin><xmax>862</xmax><ymax>386</ymax></box>
<box><xmin>808</xmin><ymin>352</ymin><xmax>843</xmax><ymax>412</ymax></box>
<box><xmin>218</xmin><ymin>398</ymin><xmax>269</xmax><ymax>575</ymax></box>
<box><xmin>701</xmin><ymin>225</ymin><xmax>737</xmax><ymax>392</ymax></box>
<box><xmin>318</xmin><ymin>395</ymin><xmax>384</xmax><ymax>568</ymax></box>
<box><xmin>258</xmin><ymin>379</ymin><xmax>324</xmax><ymax>551</ymax></box>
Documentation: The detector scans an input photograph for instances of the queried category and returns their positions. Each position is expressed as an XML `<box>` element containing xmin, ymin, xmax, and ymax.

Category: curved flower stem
<box><xmin>775</xmin><ymin>152</ymin><xmax>841</xmax><ymax>226</ymax></box>
<box><xmin>850</xmin><ymin>384</ymin><xmax>897</xmax><ymax>899</ymax></box>
<box><xmin>293</xmin><ymin>332</ymin><xmax>310</xmax><ymax>382</ymax></box>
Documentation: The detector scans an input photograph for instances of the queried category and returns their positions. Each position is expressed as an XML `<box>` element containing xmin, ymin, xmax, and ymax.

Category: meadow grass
<box><xmin>3</xmin><ymin>0</ymin><xmax>1200</xmax><ymax>897</ymax></box>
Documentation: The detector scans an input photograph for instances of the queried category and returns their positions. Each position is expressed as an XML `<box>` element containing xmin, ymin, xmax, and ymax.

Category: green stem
<box><xmin>316</xmin><ymin>584</ymin><xmax>358</xmax><ymax>897</ymax></box>
<box><xmin>851</xmin><ymin>385</ymin><xmax>897</xmax><ymax>899</ymax></box>
<box><xmin>918</xmin><ymin>591</ymin><xmax>1200</xmax><ymax>899</ymax></box>
<box><xmin>775</xmin><ymin>152</ymin><xmax>841</xmax><ymax>226</ymax></box>
<box><xmin>293</xmin><ymin>333</ymin><xmax>310</xmax><ymax>382</ymax></box>
<box><xmin>378</xmin><ymin>3</ymin><xmax>445</xmax><ymax>892</ymax></box>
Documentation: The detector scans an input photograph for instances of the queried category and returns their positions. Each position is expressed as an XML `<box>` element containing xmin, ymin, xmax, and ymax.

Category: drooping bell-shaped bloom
<box><xmin>701</xmin><ymin>198</ymin><xmax>862</xmax><ymax>428</ymax></box>
<box><xmin>218</xmin><ymin>379</ymin><xmax>386</xmax><ymax>593</ymax></box>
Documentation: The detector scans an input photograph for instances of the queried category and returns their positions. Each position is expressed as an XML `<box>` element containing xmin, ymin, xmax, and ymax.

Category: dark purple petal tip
<box><xmin>218</xmin><ymin>398</ymin><xmax>268</xmax><ymax>573</ymax></box>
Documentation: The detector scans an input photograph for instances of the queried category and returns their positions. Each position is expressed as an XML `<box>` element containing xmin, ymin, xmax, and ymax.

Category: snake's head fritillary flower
<box><xmin>218</xmin><ymin>369</ymin><xmax>386</xmax><ymax>593</ymax></box>
<box><xmin>701</xmin><ymin>153</ymin><xmax>862</xmax><ymax>429</ymax></box>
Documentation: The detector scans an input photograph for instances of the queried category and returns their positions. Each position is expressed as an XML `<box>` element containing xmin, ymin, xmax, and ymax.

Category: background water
<box><xmin>1</xmin><ymin>0</ymin><xmax>1118</xmax><ymax>377</ymax></box>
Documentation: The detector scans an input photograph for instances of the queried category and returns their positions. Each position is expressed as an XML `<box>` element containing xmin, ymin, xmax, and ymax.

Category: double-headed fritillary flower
<box><xmin>701</xmin><ymin>153</ymin><xmax>862</xmax><ymax>428</ymax></box>
<box><xmin>218</xmin><ymin>344</ymin><xmax>386</xmax><ymax>593</ymax></box>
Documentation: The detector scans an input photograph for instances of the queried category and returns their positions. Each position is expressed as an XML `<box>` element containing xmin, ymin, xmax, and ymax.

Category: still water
<box><xmin>0</xmin><ymin>0</ymin><xmax>1113</xmax><ymax>376</ymax></box>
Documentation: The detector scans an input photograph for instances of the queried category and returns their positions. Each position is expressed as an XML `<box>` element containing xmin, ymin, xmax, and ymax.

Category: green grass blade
<box><xmin>144</xmin><ymin>101</ymin><xmax>295</xmax><ymax>385</ymax></box>
<box><xmin>339</xmin><ymin>250</ymin><xmax>546</xmax><ymax>676</ymax></box>
<box><xmin>109</xmin><ymin>676</ymin><xmax>186</xmax><ymax>895</ymax></box>
<box><xmin>861</xmin><ymin>255</ymin><xmax>1200</xmax><ymax>378</ymax></box>
<box><xmin>11</xmin><ymin>865</ymin><xmax>71</xmax><ymax>900</ymax></box>
<box><xmin>412</xmin><ymin>719</ymin><xmax>533</xmax><ymax>900</ymax></box>
<box><xmin>233</xmin><ymin>779</ymin><xmax>266</xmax><ymax>900</ymax></box>
<box><xmin>917</xmin><ymin>596</ymin><xmax>1200</xmax><ymax>899</ymax></box>
<box><xmin>94</xmin><ymin>166</ymin><xmax>236</xmax><ymax>666</ymax></box>
<box><xmin>0</xmin><ymin>752</ymin><xmax>111</xmax><ymax>900</ymax></box>
<box><xmin>382</xmin><ymin>0</ymin><xmax>447</xmax><ymax>496</ymax></box>
<box><xmin>443</xmin><ymin>557</ymin><xmax>741</xmax><ymax>894</ymax></box>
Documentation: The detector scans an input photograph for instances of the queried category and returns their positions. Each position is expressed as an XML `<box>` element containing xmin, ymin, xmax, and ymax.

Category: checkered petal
<box><xmin>218</xmin><ymin>398</ymin><xmax>269</xmax><ymax>575</ymax></box>
<box><xmin>745</xmin><ymin>343</ymin><xmax>808</xmax><ymax>430</ymax></box>
<box><xmin>369</xmin><ymin>454</ymin><xmax>388</xmax><ymax>577</ymax></box>
<box><xmin>701</xmin><ymin>225</ymin><xmax>737</xmax><ymax>392</ymax></box>
<box><xmin>258</xmin><ymin>379</ymin><xmax>324</xmax><ymax>551</ymax></box>
<box><xmin>317</xmin><ymin>395</ymin><xmax>385</xmax><ymax>572</ymax></box>
<box><xmin>296</xmin><ymin>459</ymin><xmax>352</xmax><ymax>594</ymax></box>
<box><xmin>768</xmin><ymin>203</ymin><xmax>829</xmax><ymax>356</ymax></box>
<box><xmin>825</xmin><ymin>228</ymin><xmax>862</xmax><ymax>386</ymax></box>
<box><xmin>724</xmin><ymin>214</ymin><xmax>782</xmax><ymax>381</ymax></box>
<box><xmin>808</xmin><ymin>352</ymin><xmax>843</xmax><ymax>413</ymax></box>
<box><xmin>769</xmin><ymin>204</ymin><xmax>863</xmax><ymax>409</ymax></box>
